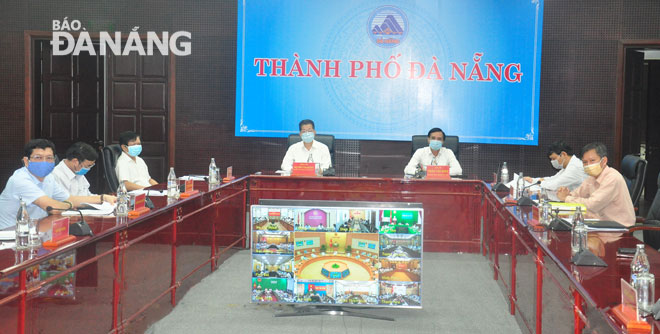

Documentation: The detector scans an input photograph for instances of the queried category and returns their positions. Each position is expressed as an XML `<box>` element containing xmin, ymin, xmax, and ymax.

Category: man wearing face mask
<box><xmin>557</xmin><ymin>142</ymin><xmax>635</xmax><ymax>226</ymax></box>
<box><xmin>404</xmin><ymin>127</ymin><xmax>462</xmax><ymax>176</ymax></box>
<box><xmin>51</xmin><ymin>142</ymin><xmax>117</xmax><ymax>203</ymax></box>
<box><xmin>115</xmin><ymin>131</ymin><xmax>158</xmax><ymax>191</ymax></box>
<box><xmin>522</xmin><ymin>141</ymin><xmax>587</xmax><ymax>199</ymax></box>
<box><xmin>281</xmin><ymin>119</ymin><xmax>332</xmax><ymax>173</ymax></box>
<box><xmin>0</xmin><ymin>139</ymin><xmax>113</xmax><ymax>229</ymax></box>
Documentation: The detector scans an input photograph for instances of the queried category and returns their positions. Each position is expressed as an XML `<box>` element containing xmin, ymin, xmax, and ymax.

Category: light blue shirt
<box><xmin>0</xmin><ymin>167</ymin><xmax>70</xmax><ymax>229</ymax></box>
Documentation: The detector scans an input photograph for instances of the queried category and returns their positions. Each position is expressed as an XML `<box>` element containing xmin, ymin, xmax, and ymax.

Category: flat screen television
<box><xmin>250</xmin><ymin>200</ymin><xmax>423</xmax><ymax>308</ymax></box>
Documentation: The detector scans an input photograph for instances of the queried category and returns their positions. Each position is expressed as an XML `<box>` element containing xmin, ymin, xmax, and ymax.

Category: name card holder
<box><xmin>611</xmin><ymin>279</ymin><xmax>651</xmax><ymax>333</ymax></box>
<box><xmin>128</xmin><ymin>193</ymin><xmax>151</xmax><ymax>218</ymax></box>
<box><xmin>223</xmin><ymin>166</ymin><xmax>235</xmax><ymax>183</ymax></box>
<box><xmin>43</xmin><ymin>217</ymin><xmax>76</xmax><ymax>248</ymax></box>
<box><xmin>291</xmin><ymin>162</ymin><xmax>317</xmax><ymax>176</ymax></box>
<box><xmin>180</xmin><ymin>179</ymin><xmax>200</xmax><ymax>198</ymax></box>
<box><xmin>425</xmin><ymin>165</ymin><xmax>450</xmax><ymax>180</ymax></box>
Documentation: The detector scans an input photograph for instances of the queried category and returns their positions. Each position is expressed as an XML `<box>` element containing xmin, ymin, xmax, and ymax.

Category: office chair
<box><xmin>634</xmin><ymin>172</ymin><xmax>660</xmax><ymax>249</ymax></box>
<box><xmin>621</xmin><ymin>154</ymin><xmax>647</xmax><ymax>207</ymax></box>
<box><xmin>287</xmin><ymin>134</ymin><xmax>336</xmax><ymax>175</ymax></box>
<box><xmin>102</xmin><ymin>144</ymin><xmax>123</xmax><ymax>192</ymax></box>
<box><xmin>411</xmin><ymin>135</ymin><xmax>459</xmax><ymax>159</ymax></box>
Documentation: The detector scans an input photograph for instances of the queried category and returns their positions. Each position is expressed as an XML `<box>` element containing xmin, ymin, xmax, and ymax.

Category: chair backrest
<box><xmin>287</xmin><ymin>134</ymin><xmax>335</xmax><ymax>166</ymax></box>
<box><xmin>642</xmin><ymin>172</ymin><xmax>660</xmax><ymax>249</ymax></box>
<box><xmin>411</xmin><ymin>135</ymin><xmax>459</xmax><ymax>159</ymax></box>
<box><xmin>102</xmin><ymin>144</ymin><xmax>123</xmax><ymax>192</ymax></box>
<box><xmin>621</xmin><ymin>154</ymin><xmax>647</xmax><ymax>207</ymax></box>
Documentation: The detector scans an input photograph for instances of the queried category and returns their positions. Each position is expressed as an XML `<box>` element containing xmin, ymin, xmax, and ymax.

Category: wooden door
<box><xmin>645</xmin><ymin>60</ymin><xmax>660</xmax><ymax>201</ymax></box>
<box><xmin>34</xmin><ymin>40</ymin><xmax>105</xmax><ymax>193</ymax></box>
<box><xmin>106</xmin><ymin>52</ymin><xmax>169</xmax><ymax>185</ymax></box>
<box><xmin>622</xmin><ymin>48</ymin><xmax>647</xmax><ymax>157</ymax></box>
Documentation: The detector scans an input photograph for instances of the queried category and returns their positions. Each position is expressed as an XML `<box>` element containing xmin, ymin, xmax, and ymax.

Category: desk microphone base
<box><xmin>70</xmin><ymin>221</ymin><xmax>93</xmax><ymax>237</ymax></box>
<box><xmin>548</xmin><ymin>218</ymin><xmax>570</xmax><ymax>231</ymax></box>
<box><xmin>571</xmin><ymin>249</ymin><xmax>607</xmax><ymax>267</ymax></box>
<box><xmin>275</xmin><ymin>305</ymin><xmax>394</xmax><ymax>321</ymax></box>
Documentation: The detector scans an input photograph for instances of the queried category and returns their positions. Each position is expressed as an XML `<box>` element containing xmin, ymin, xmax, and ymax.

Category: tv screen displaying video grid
<box><xmin>250</xmin><ymin>202</ymin><xmax>423</xmax><ymax>308</ymax></box>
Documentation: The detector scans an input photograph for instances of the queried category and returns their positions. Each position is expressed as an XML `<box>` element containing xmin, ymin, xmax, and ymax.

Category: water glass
<box><xmin>28</xmin><ymin>218</ymin><xmax>41</xmax><ymax>249</ymax></box>
<box><xmin>636</xmin><ymin>272</ymin><xmax>655</xmax><ymax>317</ymax></box>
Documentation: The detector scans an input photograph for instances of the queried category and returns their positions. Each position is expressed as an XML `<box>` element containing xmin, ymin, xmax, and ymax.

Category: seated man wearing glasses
<box><xmin>281</xmin><ymin>119</ymin><xmax>332</xmax><ymax>173</ymax></box>
<box><xmin>51</xmin><ymin>142</ymin><xmax>116</xmax><ymax>203</ymax></box>
<box><xmin>0</xmin><ymin>139</ymin><xmax>110</xmax><ymax>229</ymax></box>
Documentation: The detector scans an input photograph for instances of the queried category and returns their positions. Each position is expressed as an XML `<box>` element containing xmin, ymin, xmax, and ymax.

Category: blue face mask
<box><xmin>76</xmin><ymin>166</ymin><xmax>91</xmax><ymax>176</ymax></box>
<box><xmin>27</xmin><ymin>161</ymin><xmax>55</xmax><ymax>178</ymax></box>
<box><xmin>128</xmin><ymin>145</ymin><xmax>142</xmax><ymax>157</ymax></box>
<box><xmin>301</xmin><ymin>132</ymin><xmax>315</xmax><ymax>143</ymax></box>
<box><xmin>429</xmin><ymin>140</ymin><xmax>443</xmax><ymax>151</ymax></box>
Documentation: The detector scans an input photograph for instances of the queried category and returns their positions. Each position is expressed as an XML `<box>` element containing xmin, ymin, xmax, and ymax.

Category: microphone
<box><xmin>516</xmin><ymin>180</ymin><xmax>541</xmax><ymax>206</ymax></box>
<box><xmin>46</xmin><ymin>206</ymin><xmax>94</xmax><ymax>237</ymax></box>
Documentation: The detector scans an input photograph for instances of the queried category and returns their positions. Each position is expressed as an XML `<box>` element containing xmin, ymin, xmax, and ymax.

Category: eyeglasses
<box><xmin>30</xmin><ymin>155</ymin><xmax>55</xmax><ymax>162</ymax></box>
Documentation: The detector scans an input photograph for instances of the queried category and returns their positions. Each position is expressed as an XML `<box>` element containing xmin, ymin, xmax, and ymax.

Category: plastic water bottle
<box><xmin>631</xmin><ymin>244</ymin><xmax>650</xmax><ymax>285</ymax></box>
<box><xmin>167</xmin><ymin>167</ymin><xmax>178</xmax><ymax>198</ymax></box>
<box><xmin>501</xmin><ymin>162</ymin><xmax>509</xmax><ymax>184</ymax></box>
<box><xmin>209</xmin><ymin>158</ymin><xmax>218</xmax><ymax>186</ymax></box>
<box><xmin>15</xmin><ymin>197</ymin><xmax>30</xmax><ymax>250</ymax></box>
<box><xmin>517</xmin><ymin>172</ymin><xmax>525</xmax><ymax>199</ymax></box>
<box><xmin>570</xmin><ymin>207</ymin><xmax>587</xmax><ymax>254</ymax></box>
<box><xmin>116</xmin><ymin>181</ymin><xmax>129</xmax><ymax>223</ymax></box>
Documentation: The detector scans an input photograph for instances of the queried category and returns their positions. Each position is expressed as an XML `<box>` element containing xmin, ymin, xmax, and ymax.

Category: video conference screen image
<box><xmin>251</xmin><ymin>203</ymin><xmax>423</xmax><ymax>308</ymax></box>
<box><xmin>252</xmin><ymin>231</ymin><xmax>294</xmax><ymax>254</ymax></box>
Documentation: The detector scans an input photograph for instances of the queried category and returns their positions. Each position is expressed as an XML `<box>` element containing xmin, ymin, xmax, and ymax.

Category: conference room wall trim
<box><xmin>0</xmin><ymin>0</ymin><xmax>659</xmax><ymax>187</ymax></box>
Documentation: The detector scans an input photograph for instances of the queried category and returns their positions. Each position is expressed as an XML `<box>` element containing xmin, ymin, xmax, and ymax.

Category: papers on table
<box><xmin>63</xmin><ymin>201</ymin><xmax>116</xmax><ymax>216</ymax></box>
<box><xmin>506</xmin><ymin>173</ymin><xmax>542</xmax><ymax>195</ymax></box>
<box><xmin>0</xmin><ymin>230</ymin><xmax>15</xmax><ymax>241</ymax></box>
<box><xmin>179</xmin><ymin>175</ymin><xmax>206</xmax><ymax>181</ymax></box>
<box><xmin>0</xmin><ymin>242</ymin><xmax>15</xmax><ymax>250</ymax></box>
<box><xmin>129</xmin><ymin>189</ymin><xmax>167</xmax><ymax>197</ymax></box>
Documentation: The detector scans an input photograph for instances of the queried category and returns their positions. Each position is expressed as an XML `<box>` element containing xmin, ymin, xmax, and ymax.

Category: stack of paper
<box><xmin>62</xmin><ymin>201</ymin><xmax>116</xmax><ymax>216</ymax></box>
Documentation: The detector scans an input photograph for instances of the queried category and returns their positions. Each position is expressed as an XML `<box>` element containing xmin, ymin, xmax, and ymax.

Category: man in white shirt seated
<box><xmin>115</xmin><ymin>131</ymin><xmax>158</xmax><ymax>191</ymax></box>
<box><xmin>523</xmin><ymin>140</ymin><xmax>588</xmax><ymax>198</ymax></box>
<box><xmin>51</xmin><ymin>142</ymin><xmax>116</xmax><ymax>203</ymax></box>
<box><xmin>0</xmin><ymin>139</ymin><xmax>116</xmax><ymax>229</ymax></box>
<box><xmin>281</xmin><ymin>119</ymin><xmax>332</xmax><ymax>173</ymax></box>
<box><xmin>404</xmin><ymin>127</ymin><xmax>462</xmax><ymax>176</ymax></box>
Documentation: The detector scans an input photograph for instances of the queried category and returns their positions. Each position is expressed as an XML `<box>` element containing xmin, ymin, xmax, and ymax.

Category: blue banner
<box><xmin>236</xmin><ymin>0</ymin><xmax>543</xmax><ymax>145</ymax></box>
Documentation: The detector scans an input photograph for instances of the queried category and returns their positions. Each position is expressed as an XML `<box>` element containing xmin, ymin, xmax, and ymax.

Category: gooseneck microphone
<box><xmin>47</xmin><ymin>206</ymin><xmax>94</xmax><ymax>236</ymax></box>
<box><xmin>517</xmin><ymin>180</ymin><xmax>542</xmax><ymax>206</ymax></box>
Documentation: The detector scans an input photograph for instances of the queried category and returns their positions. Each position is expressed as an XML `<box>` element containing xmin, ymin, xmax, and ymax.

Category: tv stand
<box><xmin>275</xmin><ymin>305</ymin><xmax>395</xmax><ymax>321</ymax></box>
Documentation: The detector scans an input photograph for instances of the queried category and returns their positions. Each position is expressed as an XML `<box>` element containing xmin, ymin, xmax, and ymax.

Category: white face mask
<box><xmin>550</xmin><ymin>157</ymin><xmax>563</xmax><ymax>170</ymax></box>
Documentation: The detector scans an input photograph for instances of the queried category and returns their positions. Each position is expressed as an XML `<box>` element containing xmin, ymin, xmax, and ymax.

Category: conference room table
<box><xmin>0</xmin><ymin>174</ymin><xmax>656</xmax><ymax>333</ymax></box>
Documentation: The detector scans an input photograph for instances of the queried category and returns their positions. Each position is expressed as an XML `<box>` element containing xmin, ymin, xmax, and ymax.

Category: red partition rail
<box><xmin>0</xmin><ymin>176</ymin><xmax>655</xmax><ymax>333</ymax></box>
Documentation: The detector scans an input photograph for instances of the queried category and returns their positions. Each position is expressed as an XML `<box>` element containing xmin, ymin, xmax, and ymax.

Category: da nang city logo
<box><xmin>367</xmin><ymin>6</ymin><xmax>408</xmax><ymax>48</ymax></box>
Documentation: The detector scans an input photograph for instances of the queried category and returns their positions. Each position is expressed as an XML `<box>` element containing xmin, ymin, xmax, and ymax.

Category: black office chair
<box><xmin>411</xmin><ymin>135</ymin><xmax>459</xmax><ymax>160</ymax></box>
<box><xmin>641</xmin><ymin>172</ymin><xmax>660</xmax><ymax>249</ymax></box>
<box><xmin>287</xmin><ymin>134</ymin><xmax>336</xmax><ymax>175</ymax></box>
<box><xmin>621</xmin><ymin>154</ymin><xmax>647</xmax><ymax>207</ymax></box>
<box><xmin>102</xmin><ymin>144</ymin><xmax>123</xmax><ymax>192</ymax></box>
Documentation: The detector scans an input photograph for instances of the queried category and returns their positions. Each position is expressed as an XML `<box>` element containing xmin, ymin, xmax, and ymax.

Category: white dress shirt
<box><xmin>281</xmin><ymin>140</ymin><xmax>332</xmax><ymax>172</ymax></box>
<box><xmin>534</xmin><ymin>155</ymin><xmax>588</xmax><ymax>191</ymax></box>
<box><xmin>115</xmin><ymin>152</ymin><xmax>152</xmax><ymax>187</ymax></box>
<box><xmin>404</xmin><ymin>147</ymin><xmax>462</xmax><ymax>176</ymax></box>
<box><xmin>51</xmin><ymin>161</ymin><xmax>94</xmax><ymax>196</ymax></box>
<box><xmin>0</xmin><ymin>167</ymin><xmax>70</xmax><ymax>229</ymax></box>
